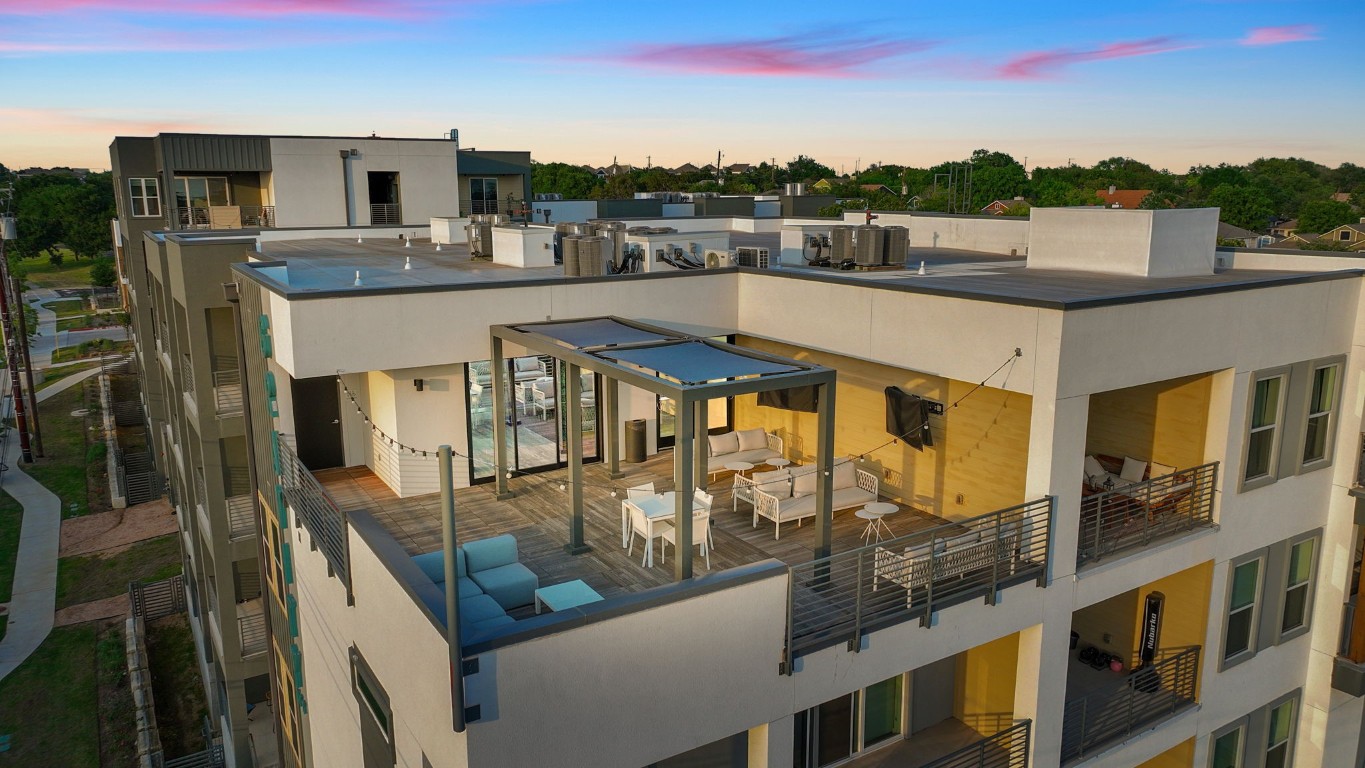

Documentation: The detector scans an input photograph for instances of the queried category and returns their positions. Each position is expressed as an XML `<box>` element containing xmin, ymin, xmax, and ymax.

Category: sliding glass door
<box><xmin>466</xmin><ymin>356</ymin><xmax>599</xmax><ymax>481</ymax></box>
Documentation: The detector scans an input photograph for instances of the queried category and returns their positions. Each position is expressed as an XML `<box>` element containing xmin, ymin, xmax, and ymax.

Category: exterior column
<box><xmin>814</xmin><ymin>380</ymin><xmax>837</xmax><ymax>561</ymax></box>
<box><xmin>490</xmin><ymin>336</ymin><xmax>512</xmax><ymax>499</ymax></box>
<box><xmin>605</xmin><ymin>377</ymin><xmax>623</xmax><ymax>479</ymax></box>
<box><xmin>748</xmin><ymin>716</ymin><xmax>794</xmax><ymax>767</ymax></box>
<box><xmin>1013</xmin><ymin>603</ymin><xmax>1073</xmax><ymax>768</ymax></box>
<box><xmin>694</xmin><ymin>397</ymin><xmax>709</xmax><ymax>491</ymax></box>
<box><xmin>673</xmin><ymin>396</ymin><xmax>695</xmax><ymax>580</ymax></box>
<box><xmin>566</xmin><ymin>362</ymin><xmax>589</xmax><ymax>554</ymax></box>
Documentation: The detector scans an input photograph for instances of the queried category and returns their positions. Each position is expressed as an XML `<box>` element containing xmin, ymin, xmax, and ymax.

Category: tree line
<box><xmin>532</xmin><ymin>152</ymin><xmax>1365</xmax><ymax>235</ymax></box>
<box><xmin>0</xmin><ymin>164</ymin><xmax>119</xmax><ymax>287</ymax></box>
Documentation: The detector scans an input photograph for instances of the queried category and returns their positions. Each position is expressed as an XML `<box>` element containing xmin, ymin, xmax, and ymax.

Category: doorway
<box><xmin>367</xmin><ymin>171</ymin><xmax>401</xmax><ymax>225</ymax></box>
<box><xmin>292</xmin><ymin>376</ymin><xmax>344</xmax><ymax>470</ymax></box>
<box><xmin>469</xmin><ymin>177</ymin><xmax>497</xmax><ymax>215</ymax></box>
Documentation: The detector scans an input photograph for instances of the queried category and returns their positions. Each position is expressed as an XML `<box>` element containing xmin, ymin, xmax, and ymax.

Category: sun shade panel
<box><xmin>513</xmin><ymin>318</ymin><xmax>680</xmax><ymax>348</ymax></box>
<box><xmin>599</xmin><ymin>341</ymin><xmax>802</xmax><ymax>385</ymax></box>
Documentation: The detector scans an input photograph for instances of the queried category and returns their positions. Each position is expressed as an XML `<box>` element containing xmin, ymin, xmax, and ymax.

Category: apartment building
<box><xmin>107</xmin><ymin>132</ymin><xmax>532</xmax><ymax>768</ymax></box>
<box><xmin>184</xmin><ymin>203</ymin><xmax>1365</xmax><ymax>768</ymax></box>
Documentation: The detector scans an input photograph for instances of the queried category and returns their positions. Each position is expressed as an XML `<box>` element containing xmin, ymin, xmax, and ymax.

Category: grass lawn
<box><xmin>0</xmin><ymin>493</ymin><xmax>23</xmax><ymax>643</ymax></box>
<box><xmin>24</xmin><ymin>385</ymin><xmax>95</xmax><ymax>518</ymax></box>
<box><xmin>45</xmin><ymin>298</ymin><xmax>88</xmax><ymax>318</ymax></box>
<box><xmin>37</xmin><ymin>361</ymin><xmax>99</xmax><ymax>391</ymax></box>
<box><xmin>56</xmin><ymin>533</ymin><xmax>181</xmax><ymax>610</ymax></box>
<box><xmin>51</xmin><ymin>338</ymin><xmax>130</xmax><ymax>365</ymax></box>
<box><xmin>0</xmin><ymin>624</ymin><xmax>101</xmax><ymax>767</ymax></box>
<box><xmin>56</xmin><ymin>314</ymin><xmax>94</xmax><ymax>332</ymax></box>
<box><xmin>16</xmin><ymin>251</ymin><xmax>97</xmax><ymax>289</ymax></box>
<box><xmin>147</xmin><ymin>615</ymin><xmax>209</xmax><ymax>757</ymax></box>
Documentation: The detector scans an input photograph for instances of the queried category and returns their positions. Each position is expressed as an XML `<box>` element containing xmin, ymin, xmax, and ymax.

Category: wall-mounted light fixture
<box><xmin>414</xmin><ymin>379</ymin><xmax>424</xmax><ymax>391</ymax></box>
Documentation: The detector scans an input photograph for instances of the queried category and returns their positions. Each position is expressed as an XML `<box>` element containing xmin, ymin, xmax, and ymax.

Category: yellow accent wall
<box><xmin>954</xmin><ymin>633</ymin><xmax>1019</xmax><ymax>736</ymax></box>
<box><xmin>1086</xmin><ymin>373</ymin><xmax>1213</xmax><ymax>470</ymax></box>
<box><xmin>1137</xmin><ymin>737</ymin><xmax>1195</xmax><ymax>768</ymax></box>
<box><xmin>732</xmin><ymin>336</ymin><xmax>1032</xmax><ymax>519</ymax></box>
<box><xmin>1072</xmin><ymin>560</ymin><xmax>1213</xmax><ymax>673</ymax></box>
<box><xmin>1072</xmin><ymin>590</ymin><xmax>1140</xmax><ymax>662</ymax></box>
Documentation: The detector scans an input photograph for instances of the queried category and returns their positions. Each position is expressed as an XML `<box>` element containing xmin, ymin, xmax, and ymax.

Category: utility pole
<box><xmin>11</xmin><ymin>276</ymin><xmax>40</xmax><ymax>457</ymax></box>
<box><xmin>0</xmin><ymin>227</ymin><xmax>33</xmax><ymax>464</ymax></box>
<box><xmin>715</xmin><ymin>150</ymin><xmax>723</xmax><ymax>182</ymax></box>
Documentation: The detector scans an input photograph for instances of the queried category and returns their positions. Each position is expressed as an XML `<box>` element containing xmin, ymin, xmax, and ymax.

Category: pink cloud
<box><xmin>574</xmin><ymin>35</ymin><xmax>933</xmax><ymax>79</ymax></box>
<box><xmin>0</xmin><ymin>108</ymin><xmax>211</xmax><ymax>136</ymax></box>
<box><xmin>1240</xmin><ymin>25</ymin><xmax>1319</xmax><ymax>46</ymax></box>
<box><xmin>1</xmin><ymin>0</ymin><xmax>461</xmax><ymax>20</ymax></box>
<box><xmin>995</xmin><ymin>37</ymin><xmax>1189</xmax><ymax>80</ymax></box>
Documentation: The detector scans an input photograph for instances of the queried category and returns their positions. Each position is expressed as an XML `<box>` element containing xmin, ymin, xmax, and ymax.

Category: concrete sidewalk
<box><xmin>0</xmin><ymin>363</ymin><xmax>110</xmax><ymax>681</ymax></box>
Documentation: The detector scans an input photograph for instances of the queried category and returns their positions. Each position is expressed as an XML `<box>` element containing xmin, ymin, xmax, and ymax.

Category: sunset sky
<box><xmin>2</xmin><ymin>0</ymin><xmax>1360</xmax><ymax>173</ymax></box>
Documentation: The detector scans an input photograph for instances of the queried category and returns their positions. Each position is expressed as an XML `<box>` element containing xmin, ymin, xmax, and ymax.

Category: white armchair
<box><xmin>532</xmin><ymin>378</ymin><xmax>556</xmax><ymax>418</ymax></box>
<box><xmin>513</xmin><ymin>357</ymin><xmax>547</xmax><ymax>383</ymax></box>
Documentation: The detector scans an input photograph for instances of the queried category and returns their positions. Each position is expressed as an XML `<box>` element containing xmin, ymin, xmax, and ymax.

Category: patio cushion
<box><xmin>411</xmin><ymin>551</ymin><xmax>447</xmax><ymax>584</ymax></box>
<box><xmin>463</xmin><ymin>534</ymin><xmax>518</xmax><ymax>572</ymax></box>
<box><xmin>1150</xmin><ymin>461</ymin><xmax>1177</xmax><ymax>479</ymax></box>
<box><xmin>469</xmin><ymin>614</ymin><xmax>516</xmax><ymax>635</ymax></box>
<box><xmin>753</xmin><ymin>470</ymin><xmax>791</xmax><ymax>500</ymax></box>
<box><xmin>459</xmin><ymin>594</ymin><xmax>507</xmax><ymax>625</ymax></box>
<box><xmin>792</xmin><ymin>468</ymin><xmax>818</xmax><ymax>497</ymax></box>
<box><xmin>470</xmin><ymin>562</ymin><xmax>539</xmax><ymax>610</ymax></box>
<box><xmin>457</xmin><ymin>576</ymin><xmax>483</xmax><ymax>600</ymax></box>
<box><xmin>1120</xmin><ymin>456</ymin><xmax>1147</xmax><ymax>483</ymax></box>
<box><xmin>514</xmin><ymin>358</ymin><xmax>542</xmax><ymax>375</ymax></box>
<box><xmin>1084</xmin><ymin>455</ymin><xmax>1106</xmax><ymax>483</ymax></box>
<box><xmin>736</xmin><ymin>428</ymin><xmax>768</xmax><ymax>452</ymax></box>
<box><xmin>708</xmin><ymin>431</ymin><xmax>740</xmax><ymax>456</ymax></box>
<box><xmin>832</xmin><ymin>460</ymin><xmax>857</xmax><ymax>490</ymax></box>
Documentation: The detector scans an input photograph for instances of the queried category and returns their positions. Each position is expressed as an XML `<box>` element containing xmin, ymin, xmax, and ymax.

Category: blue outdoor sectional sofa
<box><xmin>411</xmin><ymin>534</ymin><xmax>540</xmax><ymax>639</ymax></box>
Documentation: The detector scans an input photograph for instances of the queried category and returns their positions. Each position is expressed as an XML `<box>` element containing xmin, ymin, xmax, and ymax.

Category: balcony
<box><xmin>1334</xmin><ymin>596</ymin><xmax>1365</xmax><ymax>695</ymax></box>
<box><xmin>237</xmin><ymin>598</ymin><xmax>267</xmax><ymax>658</ymax></box>
<box><xmin>1351</xmin><ymin>434</ymin><xmax>1365</xmax><ymax>498</ymax></box>
<box><xmin>213</xmin><ymin>369</ymin><xmax>243</xmax><ymax>417</ymax></box>
<box><xmin>1060</xmin><ymin>646</ymin><xmax>1200</xmax><ymax>763</ymax></box>
<box><xmin>175</xmin><ymin>205</ymin><xmax>275</xmax><ymax>229</ymax></box>
<box><xmin>1077</xmin><ymin>462</ymin><xmax>1218</xmax><ymax>567</ymax></box>
<box><xmin>847</xmin><ymin>719</ymin><xmax>1032</xmax><ymax>768</ymax></box>
<box><xmin>459</xmin><ymin>198</ymin><xmax>524</xmax><ymax>218</ymax></box>
<box><xmin>369</xmin><ymin>203</ymin><xmax>401</xmax><ymax>226</ymax></box>
<box><xmin>227</xmin><ymin>494</ymin><xmax>255</xmax><ymax>541</ymax></box>
<box><xmin>181</xmin><ymin>355</ymin><xmax>195</xmax><ymax>394</ymax></box>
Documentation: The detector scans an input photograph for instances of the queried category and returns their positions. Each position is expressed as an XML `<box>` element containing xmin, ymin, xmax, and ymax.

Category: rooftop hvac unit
<box><xmin>705</xmin><ymin>250</ymin><xmax>730</xmax><ymax>269</ymax></box>
<box><xmin>647</xmin><ymin>227</ymin><xmax>677</xmax><ymax>234</ymax></box>
<box><xmin>562</xmin><ymin>235</ymin><xmax>582</xmax><ymax>276</ymax></box>
<box><xmin>465</xmin><ymin>221</ymin><xmax>493</xmax><ymax>259</ymax></box>
<box><xmin>784</xmin><ymin>182</ymin><xmax>805</xmax><ymax>197</ymax></box>
<box><xmin>568</xmin><ymin>222</ymin><xmax>596</xmax><ymax>236</ymax></box>
<box><xmin>735</xmin><ymin>247</ymin><xmax>770</xmax><ymax>269</ymax></box>
<box><xmin>855</xmin><ymin>225</ymin><xmax>885</xmax><ymax>266</ymax></box>
<box><xmin>534</xmin><ymin>193</ymin><xmax>563</xmax><ymax>201</ymax></box>
<box><xmin>577</xmin><ymin>236</ymin><xmax>607</xmax><ymax>276</ymax></box>
<box><xmin>830</xmin><ymin>226</ymin><xmax>855</xmax><ymax>262</ymax></box>
<box><xmin>626</xmin><ymin>226</ymin><xmax>653</xmax><ymax>235</ymax></box>
<box><xmin>881</xmin><ymin>225</ymin><xmax>908</xmax><ymax>266</ymax></box>
<box><xmin>596</xmin><ymin>221</ymin><xmax>627</xmax><ymax>266</ymax></box>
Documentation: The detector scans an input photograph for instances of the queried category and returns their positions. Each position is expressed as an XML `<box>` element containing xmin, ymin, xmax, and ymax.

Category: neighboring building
<box><xmin>858</xmin><ymin>183</ymin><xmax>895</xmax><ymax>196</ymax></box>
<box><xmin>108</xmin><ymin>132</ymin><xmax>530</xmax><ymax>768</ymax></box>
<box><xmin>811</xmin><ymin>178</ymin><xmax>836</xmax><ymax>192</ymax></box>
<box><xmin>1095</xmin><ymin>186</ymin><xmax>1152</xmax><ymax>209</ymax></box>
<box><xmin>1332</xmin><ymin>192</ymin><xmax>1353</xmax><ymax>204</ymax></box>
<box><xmin>672</xmin><ymin>162</ymin><xmax>700</xmax><ymax>175</ymax></box>
<box><xmin>1271</xmin><ymin>219</ymin><xmax>1299</xmax><ymax>238</ymax></box>
<box><xmin>726</xmin><ymin>163</ymin><xmax>751</xmax><ymax>175</ymax></box>
<box><xmin>1321</xmin><ymin>221</ymin><xmax>1365</xmax><ymax>250</ymax></box>
<box><xmin>191</xmin><ymin>203</ymin><xmax>1365</xmax><ymax>768</ymax></box>
<box><xmin>982</xmin><ymin>197</ymin><xmax>1030</xmax><ymax>215</ymax></box>
<box><xmin>1217</xmin><ymin>221</ymin><xmax>1264</xmax><ymax>247</ymax></box>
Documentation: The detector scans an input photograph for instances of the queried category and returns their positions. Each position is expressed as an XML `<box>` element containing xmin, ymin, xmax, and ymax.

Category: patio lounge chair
<box><xmin>750</xmin><ymin>459</ymin><xmax>879</xmax><ymax>539</ymax></box>
<box><xmin>532</xmin><ymin>378</ymin><xmax>556</xmax><ymax>418</ymax></box>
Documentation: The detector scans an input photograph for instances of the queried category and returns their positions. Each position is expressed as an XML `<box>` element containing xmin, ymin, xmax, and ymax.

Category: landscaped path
<box><xmin>25</xmin><ymin>289</ymin><xmax>129</xmax><ymax>367</ymax></box>
<box><xmin>0</xmin><ymin>364</ymin><xmax>108</xmax><ymax>682</ymax></box>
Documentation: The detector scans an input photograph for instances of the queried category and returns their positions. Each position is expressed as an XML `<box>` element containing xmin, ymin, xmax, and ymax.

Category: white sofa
<box><xmin>872</xmin><ymin>519</ymin><xmax>1022</xmax><ymax>606</ymax></box>
<box><xmin>706</xmin><ymin>428</ymin><xmax>783</xmax><ymax>474</ymax></box>
<box><xmin>745</xmin><ymin>459</ymin><xmax>879</xmax><ymax>539</ymax></box>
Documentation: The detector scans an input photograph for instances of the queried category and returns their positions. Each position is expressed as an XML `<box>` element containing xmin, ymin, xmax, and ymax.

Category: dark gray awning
<box><xmin>600</xmin><ymin>341</ymin><xmax>801</xmax><ymax>385</ymax></box>
<box><xmin>514</xmin><ymin>318</ymin><xmax>680</xmax><ymax>349</ymax></box>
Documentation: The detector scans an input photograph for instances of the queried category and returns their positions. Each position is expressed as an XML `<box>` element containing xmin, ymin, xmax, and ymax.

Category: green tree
<box><xmin>530</xmin><ymin>162</ymin><xmax>602</xmax><ymax>200</ymax></box>
<box><xmin>1030</xmin><ymin>178</ymin><xmax>1093</xmax><ymax>208</ymax></box>
<box><xmin>785</xmin><ymin>155</ymin><xmax>835</xmax><ymax>184</ymax></box>
<box><xmin>1139</xmin><ymin>190</ymin><xmax>1183</xmax><ymax>209</ymax></box>
<box><xmin>60</xmin><ymin>172</ymin><xmax>115</xmax><ymax>258</ymax></box>
<box><xmin>1246</xmin><ymin>157</ymin><xmax>1332</xmax><ymax>217</ymax></box>
<box><xmin>600</xmin><ymin>173</ymin><xmax>639</xmax><ymax>199</ymax></box>
<box><xmin>1206</xmin><ymin>184</ymin><xmax>1275</xmax><ymax>231</ymax></box>
<box><xmin>89</xmin><ymin>258</ymin><xmax>117</xmax><ymax>288</ymax></box>
<box><xmin>1297</xmin><ymin>200</ymin><xmax>1357</xmax><ymax>234</ymax></box>
<box><xmin>1001</xmin><ymin>202</ymin><xmax>1032</xmax><ymax>217</ymax></box>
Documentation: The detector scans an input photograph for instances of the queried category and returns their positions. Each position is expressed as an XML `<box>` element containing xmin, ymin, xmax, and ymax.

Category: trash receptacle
<box><xmin>625</xmin><ymin>419</ymin><xmax>647</xmax><ymax>463</ymax></box>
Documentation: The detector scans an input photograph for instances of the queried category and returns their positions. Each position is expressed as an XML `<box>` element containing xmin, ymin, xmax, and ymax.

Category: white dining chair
<box><xmin>624</xmin><ymin>483</ymin><xmax>661</xmax><ymax>558</ymax></box>
<box><xmin>693</xmin><ymin>489</ymin><xmax>715</xmax><ymax>549</ymax></box>
<box><xmin>661</xmin><ymin>507</ymin><xmax>710</xmax><ymax>570</ymax></box>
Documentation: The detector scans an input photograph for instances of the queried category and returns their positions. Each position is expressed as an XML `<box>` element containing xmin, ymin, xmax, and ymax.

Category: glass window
<box><xmin>1211</xmin><ymin>727</ymin><xmax>1243</xmax><ymax>768</ymax></box>
<box><xmin>1264</xmin><ymin>699</ymin><xmax>1294</xmax><ymax>768</ymax></box>
<box><xmin>129</xmin><ymin>178</ymin><xmax>160</xmax><ymax>217</ymax></box>
<box><xmin>1245</xmin><ymin>375</ymin><xmax>1283</xmax><ymax>481</ymax></box>
<box><xmin>815</xmin><ymin>694</ymin><xmax>854</xmax><ymax>766</ymax></box>
<box><xmin>1281</xmin><ymin>538</ymin><xmax>1316</xmax><ymax>634</ymax></box>
<box><xmin>862</xmin><ymin>675</ymin><xmax>902</xmax><ymax>747</ymax></box>
<box><xmin>355</xmin><ymin>665</ymin><xmax>390</xmax><ymax>738</ymax></box>
<box><xmin>1225</xmin><ymin>559</ymin><xmax>1261</xmax><ymax>660</ymax></box>
<box><xmin>1302</xmin><ymin>364</ymin><xmax>1338</xmax><ymax>465</ymax></box>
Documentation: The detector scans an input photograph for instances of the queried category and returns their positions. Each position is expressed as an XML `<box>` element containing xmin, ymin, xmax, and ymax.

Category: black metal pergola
<box><xmin>489</xmin><ymin>317</ymin><xmax>838</xmax><ymax>580</ymax></box>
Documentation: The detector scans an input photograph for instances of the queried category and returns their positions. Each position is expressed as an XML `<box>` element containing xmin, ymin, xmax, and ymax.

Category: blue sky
<box><xmin>2</xmin><ymin>0</ymin><xmax>1361</xmax><ymax>173</ymax></box>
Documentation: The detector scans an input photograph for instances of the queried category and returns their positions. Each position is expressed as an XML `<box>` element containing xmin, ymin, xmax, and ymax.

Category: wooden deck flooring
<box><xmin>315</xmin><ymin>452</ymin><xmax>950</xmax><ymax>601</ymax></box>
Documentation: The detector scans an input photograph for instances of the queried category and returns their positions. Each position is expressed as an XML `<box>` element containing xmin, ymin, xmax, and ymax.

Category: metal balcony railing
<box><xmin>181</xmin><ymin>355</ymin><xmax>195</xmax><ymax>394</ymax></box>
<box><xmin>193</xmin><ymin>468</ymin><xmax>208</xmax><ymax>511</ymax></box>
<box><xmin>175</xmin><ymin>205</ymin><xmax>275</xmax><ymax>229</ymax></box>
<box><xmin>1355</xmin><ymin>433</ymin><xmax>1365</xmax><ymax>489</ymax></box>
<box><xmin>277</xmin><ymin>435</ymin><xmax>351</xmax><ymax>596</ymax></box>
<box><xmin>238</xmin><ymin>608</ymin><xmax>267</xmax><ymax>658</ymax></box>
<box><xmin>226</xmin><ymin>494</ymin><xmax>255</xmax><ymax>541</ymax></box>
<box><xmin>369</xmin><ymin>203</ymin><xmax>401</xmax><ymax>226</ymax></box>
<box><xmin>459</xmin><ymin>198</ymin><xmax>525</xmax><ymax>217</ymax></box>
<box><xmin>1060</xmin><ymin>646</ymin><xmax>1201</xmax><ymax>763</ymax></box>
<box><xmin>784</xmin><ymin>497</ymin><xmax>1053</xmax><ymax>666</ymax></box>
<box><xmin>1076</xmin><ymin>462</ymin><xmax>1218</xmax><ymax>567</ymax></box>
<box><xmin>923</xmin><ymin>720</ymin><xmax>1031</xmax><ymax>768</ymax></box>
<box><xmin>212</xmin><ymin>369</ymin><xmax>242</xmax><ymax>416</ymax></box>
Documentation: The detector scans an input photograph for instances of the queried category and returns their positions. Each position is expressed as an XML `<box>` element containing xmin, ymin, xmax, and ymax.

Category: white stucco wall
<box><xmin>841</xmin><ymin>212</ymin><xmax>1030</xmax><ymax>255</ymax></box>
<box><xmin>490</xmin><ymin>226</ymin><xmax>554</xmax><ymax>268</ymax></box>
<box><xmin>1029</xmin><ymin>207</ymin><xmax>1217</xmax><ymax>277</ymax></box>
<box><xmin>528</xmin><ymin>200</ymin><xmax>597</xmax><ymax>224</ymax></box>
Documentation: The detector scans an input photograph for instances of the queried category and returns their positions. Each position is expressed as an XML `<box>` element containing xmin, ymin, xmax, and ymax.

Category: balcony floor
<box><xmin>845</xmin><ymin>718</ymin><xmax>992</xmax><ymax>768</ymax></box>
<box><xmin>315</xmin><ymin>451</ymin><xmax>954</xmax><ymax>599</ymax></box>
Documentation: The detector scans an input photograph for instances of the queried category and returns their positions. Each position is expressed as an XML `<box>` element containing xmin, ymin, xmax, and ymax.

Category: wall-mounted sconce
<box><xmin>414</xmin><ymin>379</ymin><xmax>424</xmax><ymax>391</ymax></box>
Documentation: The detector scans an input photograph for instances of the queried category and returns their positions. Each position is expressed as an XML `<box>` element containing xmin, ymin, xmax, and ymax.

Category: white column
<box><xmin>749</xmin><ymin>715</ymin><xmax>794</xmax><ymax>767</ymax></box>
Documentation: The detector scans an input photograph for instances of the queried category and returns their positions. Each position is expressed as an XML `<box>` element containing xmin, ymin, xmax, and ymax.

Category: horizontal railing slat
<box><xmin>1077</xmin><ymin>463</ymin><xmax>1218</xmax><ymax>567</ymax></box>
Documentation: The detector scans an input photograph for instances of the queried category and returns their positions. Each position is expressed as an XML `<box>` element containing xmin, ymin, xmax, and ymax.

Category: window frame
<box><xmin>349</xmin><ymin>646</ymin><xmax>395</xmax><ymax>764</ymax></box>
<box><xmin>1208</xmin><ymin>719</ymin><xmax>1247</xmax><ymax>768</ymax></box>
<box><xmin>1296</xmin><ymin>358</ymin><xmax>1343</xmax><ymax>473</ymax></box>
<box><xmin>1221</xmin><ymin>552</ymin><xmax>1265</xmax><ymax>669</ymax></box>
<box><xmin>1261</xmin><ymin>692</ymin><xmax>1298</xmax><ymax>768</ymax></box>
<box><xmin>128</xmin><ymin>177</ymin><xmax>162</xmax><ymax>218</ymax></box>
<box><xmin>1241</xmin><ymin>369</ymin><xmax>1289</xmax><ymax>490</ymax></box>
<box><xmin>1275</xmin><ymin>532</ymin><xmax>1320</xmax><ymax>642</ymax></box>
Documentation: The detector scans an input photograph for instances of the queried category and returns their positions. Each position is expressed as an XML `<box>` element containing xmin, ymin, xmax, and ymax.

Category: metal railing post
<box><xmin>987</xmin><ymin>509</ymin><xmax>1000</xmax><ymax>605</ymax></box>
<box><xmin>922</xmin><ymin>538</ymin><xmax>936</xmax><ymax>627</ymax></box>
<box><xmin>851</xmin><ymin>550</ymin><xmax>865</xmax><ymax>651</ymax></box>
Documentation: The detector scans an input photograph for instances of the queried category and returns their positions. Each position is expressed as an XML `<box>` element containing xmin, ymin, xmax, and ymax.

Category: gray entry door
<box><xmin>909</xmin><ymin>654</ymin><xmax>958</xmax><ymax>734</ymax></box>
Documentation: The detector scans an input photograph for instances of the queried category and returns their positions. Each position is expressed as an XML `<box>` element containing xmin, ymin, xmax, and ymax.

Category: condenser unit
<box><xmin>704</xmin><ymin>250</ymin><xmax>731</xmax><ymax>269</ymax></box>
<box><xmin>735</xmin><ymin>247</ymin><xmax>770</xmax><ymax>269</ymax></box>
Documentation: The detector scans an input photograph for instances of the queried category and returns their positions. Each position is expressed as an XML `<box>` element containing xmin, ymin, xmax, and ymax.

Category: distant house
<box><xmin>1332</xmin><ymin>192</ymin><xmax>1353</xmax><ymax>204</ymax></box>
<box><xmin>982</xmin><ymin>197</ymin><xmax>1030</xmax><ymax>215</ymax></box>
<box><xmin>588</xmin><ymin>167</ymin><xmax>607</xmax><ymax>179</ymax></box>
<box><xmin>672</xmin><ymin>162</ymin><xmax>700</xmax><ymax>175</ymax></box>
<box><xmin>1095</xmin><ymin>186</ymin><xmax>1152</xmax><ymax>209</ymax></box>
<box><xmin>1270</xmin><ymin>219</ymin><xmax>1298</xmax><ymax>238</ymax></box>
<box><xmin>700</xmin><ymin>164</ymin><xmax>718</xmax><ymax>176</ymax></box>
<box><xmin>859</xmin><ymin>184</ymin><xmax>895</xmax><ymax>196</ymax></box>
<box><xmin>1217</xmin><ymin>222</ymin><xmax>1262</xmax><ymax>248</ymax></box>
<box><xmin>811</xmin><ymin>178</ymin><xmax>836</xmax><ymax>192</ymax></box>
<box><xmin>603</xmin><ymin>162</ymin><xmax>633</xmax><ymax>177</ymax></box>
<box><xmin>1322</xmin><ymin>222</ymin><xmax>1365</xmax><ymax>250</ymax></box>
<box><xmin>725</xmin><ymin>163</ymin><xmax>751</xmax><ymax>175</ymax></box>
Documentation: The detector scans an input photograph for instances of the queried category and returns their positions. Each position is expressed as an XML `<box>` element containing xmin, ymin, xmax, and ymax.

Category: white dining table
<box><xmin>622</xmin><ymin>492</ymin><xmax>676</xmax><ymax>567</ymax></box>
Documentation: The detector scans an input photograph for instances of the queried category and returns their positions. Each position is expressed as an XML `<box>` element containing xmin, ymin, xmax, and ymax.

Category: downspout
<box><xmin>439</xmin><ymin>445</ymin><xmax>467</xmax><ymax>732</ymax></box>
<box><xmin>224</xmin><ymin>280</ymin><xmax>290</xmax><ymax>765</ymax></box>
<box><xmin>340</xmin><ymin>150</ymin><xmax>353</xmax><ymax>226</ymax></box>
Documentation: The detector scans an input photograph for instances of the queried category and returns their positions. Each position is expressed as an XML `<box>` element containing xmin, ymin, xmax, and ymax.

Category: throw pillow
<box><xmin>736</xmin><ymin>428</ymin><xmax>768</xmax><ymax>452</ymax></box>
<box><xmin>1083</xmin><ymin>455</ymin><xmax>1106</xmax><ymax>483</ymax></box>
<box><xmin>753</xmin><ymin>470</ymin><xmax>791</xmax><ymax>500</ymax></box>
<box><xmin>832</xmin><ymin>459</ymin><xmax>857</xmax><ymax>490</ymax></box>
<box><xmin>708</xmin><ymin>431</ymin><xmax>740</xmax><ymax>456</ymax></box>
<box><xmin>1120</xmin><ymin>456</ymin><xmax>1147</xmax><ymax>483</ymax></box>
<box><xmin>1150</xmin><ymin>462</ymin><xmax>1177</xmax><ymax>480</ymax></box>
<box><xmin>792</xmin><ymin>468</ymin><xmax>818</xmax><ymax>497</ymax></box>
